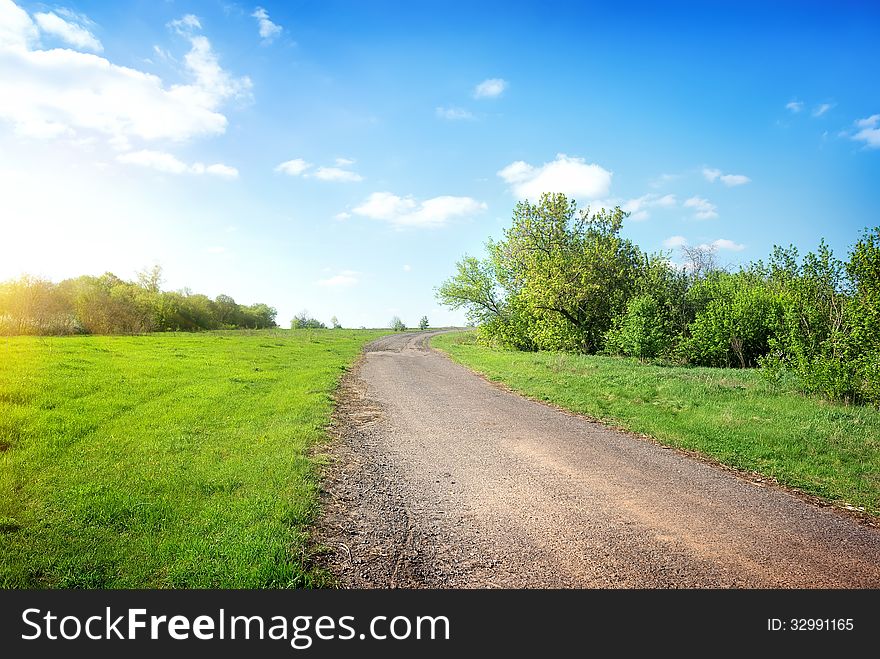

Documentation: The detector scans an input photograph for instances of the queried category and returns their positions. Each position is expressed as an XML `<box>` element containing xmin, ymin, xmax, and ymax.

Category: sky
<box><xmin>1</xmin><ymin>0</ymin><xmax>879</xmax><ymax>329</ymax></box>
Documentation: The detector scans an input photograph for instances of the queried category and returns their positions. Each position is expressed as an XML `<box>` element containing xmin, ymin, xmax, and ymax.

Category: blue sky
<box><xmin>1</xmin><ymin>0</ymin><xmax>879</xmax><ymax>328</ymax></box>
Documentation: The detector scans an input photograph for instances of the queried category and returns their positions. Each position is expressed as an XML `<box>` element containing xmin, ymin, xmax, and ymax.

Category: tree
<box><xmin>291</xmin><ymin>310</ymin><xmax>326</xmax><ymax>329</ymax></box>
<box><xmin>436</xmin><ymin>255</ymin><xmax>504</xmax><ymax>326</ymax></box>
<box><xmin>419</xmin><ymin>315</ymin><xmax>429</xmax><ymax>330</ymax></box>
<box><xmin>330</xmin><ymin>315</ymin><xmax>341</xmax><ymax>329</ymax></box>
<box><xmin>391</xmin><ymin>316</ymin><xmax>406</xmax><ymax>331</ymax></box>
<box><xmin>437</xmin><ymin>193</ymin><xmax>650</xmax><ymax>353</ymax></box>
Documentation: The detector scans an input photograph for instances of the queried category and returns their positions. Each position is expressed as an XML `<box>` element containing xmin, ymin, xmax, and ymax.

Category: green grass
<box><xmin>432</xmin><ymin>331</ymin><xmax>880</xmax><ymax>517</ymax></box>
<box><xmin>0</xmin><ymin>329</ymin><xmax>386</xmax><ymax>588</ymax></box>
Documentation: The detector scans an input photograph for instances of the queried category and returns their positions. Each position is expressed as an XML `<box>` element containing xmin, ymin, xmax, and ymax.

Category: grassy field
<box><xmin>0</xmin><ymin>329</ymin><xmax>386</xmax><ymax>588</ymax></box>
<box><xmin>432</xmin><ymin>331</ymin><xmax>880</xmax><ymax>517</ymax></box>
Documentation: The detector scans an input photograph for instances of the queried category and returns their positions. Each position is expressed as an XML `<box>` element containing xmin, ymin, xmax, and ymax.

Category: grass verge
<box><xmin>432</xmin><ymin>331</ymin><xmax>880</xmax><ymax>517</ymax></box>
<box><xmin>0</xmin><ymin>329</ymin><xmax>386</xmax><ymax>588</ymax></box>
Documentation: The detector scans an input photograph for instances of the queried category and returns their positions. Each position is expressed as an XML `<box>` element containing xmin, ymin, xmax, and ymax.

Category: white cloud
<box><xmin>498</xmin><ymin>154</ymin><xmax>612</xmax><ymax>200</ymax></box>
<box><xmin>850</xmin><ymin>114</ymin><xmax>880</xmax><ymax>149</ymax></box>
<box><xmin>205</xmin><ymin>245</ymin><xmax>226</xmax><ymax>254</ymax></box>
<box><xmin>705</xmin><ymin>238</ymin><xmax>745</xmax><ymax>252</ymax></box>
<box><xmin>813</xmin><ymin>103</ymin><xmax>833</xmax><ymax>117</ymax></box>
<box><xmin>169</xmin><ymin>14</ymin><xmax>201</xmax><ymax>32</ymax></box>
<box><xmin>618</xmin><ymin>193</ymin><xmax>676</xmax><ymax>220</ymax></box>
<box><xmin>684</xmin><ymin>196</ymin><xmax>718</xmax><ymax>219</ymax></box>
<box><xmin>436</xmin><ymin>106</ymin><xmax>474</xmax><ymax>120</ymax></box>
<box><xmin>663</xmin><ymin>235</ymin><xmax>688</xmax><ymax>249</ymax></box>
<box><xmin>33</xmin><ymin>11</ymin><xmax>102</xmax><ymax>53</ymax></box>
<box><xmin>276</xmin><ymin>158</ymin><xmax>363</xmax><ymax>182</ymax></box>
<box><xmin>317</xmin><ymin>270</ymin><xmax>359</xmax><ymax>288</ymax></box>
<box><xmin>402</xmin><ymin>264</ymin><xmax>412</xmax><ymax>272</ymax></box>
<box><xmin>334</xmin><ymin>211</ymin><xmax>351</xmax><ymax>221</ymax></box>
<box><xmin>335</xmin><ymin>157</ymin><xmax>355</xmax><ymax>166</ymax></box>
<box><xmin>275</xmin><ymin>158</ymin><xmax>311</xmax><ymax>175</ymax></box>
<box><xmin>702</xmin><ymin>167</ymin><xmax>751</xmax><ymax>186</ymax></box>
<box><xmin>251</xmin><ymin>7</ymin><xmax>282</xmax><ymax>43</ymax></box>
<box><xmin>0</xmin><ymin>4</ymin><xmax>251</xmax><ymax>148</ymax></box>
<box><xmin>353</xmin><ymin>192</ymin><xmax>487</xmax><ymax>229</ymax></box>
<box><xmin>117</xmin><ymin>149</ymin><xmax>238</xmax><ymax>178</ymax></box>
<box><xmin>313</xmin><ymin>166</ymin><xmax>363</xmax><ymax>182</ymax></box>
<box><xmin>473</xmin><ymin>78</ymin><xmax>506</xmax><ymax>99</ymax></box>
<box><xmin>0</xmin><ymin>0</ymin><xmax>38</xmax><ymax>50</ymax></box>
<box><xmin>202</xmin><ymin>163</ymin><xmax>239</xmax><ymax>178</ymax></box>
<box><xmin>785</xmin><ymin>100</ymin><xmax>803</xmax><ymax>113</ymax></box>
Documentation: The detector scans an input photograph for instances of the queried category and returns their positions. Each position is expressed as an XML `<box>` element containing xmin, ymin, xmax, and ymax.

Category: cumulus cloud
<box><xmin>275</xmin><ymin>158</ymin><xmax>362</xmax><ymax>181</ymax></box>
<box><xmin>813</xmin><ymin>103</ymin><xmax>834</xmax><ymax>117</ymax></box>
<box><xmin>436</xmin><ymin>106</ymin><xmax>474</xmax><ymax>120</ymax></box>
<box><xmin>702</xmin><ymin>167</ymin><xmax>751</xmax><ymax>186</ymax></box>
<box><xmin>785</xmin><ymin>100</ymin><xmax>803</xmax><ymax>113</ymax></box>
<box><xmin>705</xmin><ymin>238</ymin><xmax>745</xmax><ymax>252</ymax></box>
<box><xmin>663</xmin><ymin>235</ymin><xmax>688</xmax><ymax>249</ymax></box>
<box><xmin>353</xmin><ymin>192</ymin><xmax>486</xmax><ymax>229</ymax></box>
<box><xmin>0</xmin><ymin>3</ymin><xmax>251</xmax><ymax>149</ymax></box>
<box><xmin>275</xmin><ymin>158</ymin><xmax>311</xmax><ymax>175</ymax></box>
<box><xmin>402</xmin><ymin>264</ymin><xmax>412</xmax><ymax>272</ymax></box>
<box><xmin>498</xmin><ymin>154</ymin><xmax>612</xmax><ymax>200</ymax></box>
<box><xmin>684</xmin><ymin>196</ymin><xmax>718</xmax><ymax>219</ymax></box>
<box><xmin>620</xmin><ymin>193</ymin><xmax>676</xmax><ymax>221</ymax></box>
<box><xmin>117</xmin><ymin>149</ymin><xmax>238</xmax><ymax>178</ymax></box>
<box><xmin>850</xmin><ymin>114</ymin><xmax>880</xmax><ymax>149</ymax></box>
<box><xmin>313</xmin><ymin>166</ymin><xmax>363</xmax><ymax>182</ymax></box>
<box><xmin>0</xmin><ymin>0</ymin><xmax>38</xmax><ymax>50</ymax></box>
<box><xmin>317</xmin><ymin>270</ymin><xmax>359</xmax><ymax>288</ymax></box>
<box><xmin>251</xmin><ymin>7</ymin><xmax>282</xmax><ymax>43</ymax></box>
<box><xmin>473</xmin><ymin>78</ymin><xmax>506</xmax><ymax>99</ymax></box>
<box><xmin>334</xmin><ymin>211</ymin><xmax>351</xmax><ymax>221</ymax></box>
<box><xmin>33</xmin><ymin>10</ymin><xmax>102</xmax><ymax>52</ymax></box>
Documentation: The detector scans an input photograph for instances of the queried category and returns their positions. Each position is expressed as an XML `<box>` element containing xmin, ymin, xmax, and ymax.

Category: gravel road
<box><xmin>316</xmin><ymin>331</ymin><xmax>880</xmax><ymax>588</ymax></box>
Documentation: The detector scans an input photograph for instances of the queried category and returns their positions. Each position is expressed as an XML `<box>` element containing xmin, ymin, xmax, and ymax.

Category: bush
<box><xmin>681</xmin><ymin>272</ymin><xmax>781</xmax><ymax>368</ymax></box>
<box><xmin>391</xmin><ymin>316</ymin><xmax>406</xmax><ymax>332</ymax></box>
<box><xmin>605</xmin><ymin>294</ymin><xmax>671</xmax><ymax>360</ymax></box>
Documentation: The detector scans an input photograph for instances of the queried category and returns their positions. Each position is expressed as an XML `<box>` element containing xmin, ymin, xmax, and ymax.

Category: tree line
<box><xmin>437</xmin><ymin>193</ymin><xmax>880</xmax><ymax>406</ymax></box>
<box><xmin>0</xmin><ymin>266</ymin><xmax>277</xmax><ymax>335</ymax></box>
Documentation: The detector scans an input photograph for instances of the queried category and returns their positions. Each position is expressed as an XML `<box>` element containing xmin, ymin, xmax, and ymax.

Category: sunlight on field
<box><xmin>0</xmin><ymin>329</ymin><xmax>385</xmax><ymax>588</ymax></box>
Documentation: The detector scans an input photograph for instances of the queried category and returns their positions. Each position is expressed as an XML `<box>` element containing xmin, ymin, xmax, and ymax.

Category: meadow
<box><xmin>432</xmin><ymin>332</ymin><xmax>880</xmax><ymax>517</ymax></box>
<box><xmin>0</xmin><ymin>329</ymin><xmax>385</xmax><ymax>588</ymax></box>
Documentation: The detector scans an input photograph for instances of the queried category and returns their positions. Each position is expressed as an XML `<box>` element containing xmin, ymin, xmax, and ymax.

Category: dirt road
<box><xmin>317</xmin><ymin>331</ymin><xmax>880</xmax><ymax>587</ymax></box>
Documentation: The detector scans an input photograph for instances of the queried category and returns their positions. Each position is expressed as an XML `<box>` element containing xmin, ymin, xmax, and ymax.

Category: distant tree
<box><xmin>291</xmin><ymin>310</ymin><xmax>326</xmax><ymax>329</ymax></box>
<box><xmin>419</xmin><ymin>315</ymin><xmax>429</xmax><ymax>330</ymax></box>
<box><xmin>391</xmin><ymin>316</ymin><xmax>406</xmax><ymax>331</ymax></box>
<box><xmin>330</xmin><ymin>315</ymin><xmax>341</xmax><ymax>329</ymax></box>
<box><xmin>680</xmin><ymin>244</ymin><xmax>718</xmax><ymax>281</ymax></box>
<box><xmin>136</xmin><ymin>264</ymin><xmax>163</xmax><ymax>293</ymax></box>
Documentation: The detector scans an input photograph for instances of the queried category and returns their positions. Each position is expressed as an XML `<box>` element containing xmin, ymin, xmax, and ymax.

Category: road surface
<box><xmin>317</xmin><ymin>331</ymin><xmax>880</xmax><ymax>587</ymax></box>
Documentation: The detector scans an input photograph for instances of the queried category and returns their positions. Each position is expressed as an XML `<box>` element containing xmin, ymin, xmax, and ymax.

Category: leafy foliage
<box><xmin>290</xmin><ymin>311</ymin><xmax>326</xmax><ymax>329</ymax></box>
<box><xmin>438</xmin><ymin>194</ymin><xmax>880</xmax><ymax>406</ymax></box>
<box><xmin>0</xmin><ymin>269</ymin><xmax>277</xmax><ymax>336</ymax></box>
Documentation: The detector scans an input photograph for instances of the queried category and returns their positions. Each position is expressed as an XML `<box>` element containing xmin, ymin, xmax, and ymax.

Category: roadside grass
<box><xmin>0</xmin><ymin>329</ymin><xmax>386</xmax><ymax>588</ymax></box>
<box><xmin>432</xmin><ymin>331</ymin><xmax>880</xmax><ymax>517</ymax></box>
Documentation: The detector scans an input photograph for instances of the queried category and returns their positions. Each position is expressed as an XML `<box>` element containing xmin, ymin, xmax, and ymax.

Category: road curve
<box><xmin>317</xmin><ymin>331</ymin><xmax>880</xmax><ymax>588</ymax></box>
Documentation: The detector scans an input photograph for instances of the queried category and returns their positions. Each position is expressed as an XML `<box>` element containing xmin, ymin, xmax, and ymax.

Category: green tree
<box><xmin>419</xmin><ymin>315</ymin><xmax>429</xmax><ymax>330</ymax></box>
<box><xmin>492</xmin><ymin>193</ymin><xmax>644</xmax><ymax>352</ymax></box>
<box><xmin>391</xmin><ymin>316</ymin><xmax>406</xmax><ymax>331</ymax></box>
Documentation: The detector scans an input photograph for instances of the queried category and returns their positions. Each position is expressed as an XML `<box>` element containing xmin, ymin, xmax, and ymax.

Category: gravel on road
<box><xmin>315</xmin><ymin>331</ymin><xmax>880</xmax><ymax>588</ymax></box>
